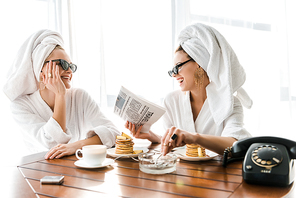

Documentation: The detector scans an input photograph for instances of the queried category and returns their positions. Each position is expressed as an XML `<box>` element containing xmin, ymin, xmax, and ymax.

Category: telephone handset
<box><xmin>223</xmin><ymin>136</ymin><xmax>296</xmax><ymax>186</ymax></box>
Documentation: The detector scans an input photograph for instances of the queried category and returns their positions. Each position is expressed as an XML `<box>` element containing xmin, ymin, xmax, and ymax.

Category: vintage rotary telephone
<box><xmin>223</xmin><ymin>136</ymin><xmax>296</xmax><ymax>186</ymax></box>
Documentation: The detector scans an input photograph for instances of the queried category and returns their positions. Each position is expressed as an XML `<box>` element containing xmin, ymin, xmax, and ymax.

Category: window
<box><xmin>70</xmin><ymin>0</ymin><xmax>173</xmax><ymax>133</ymax></box>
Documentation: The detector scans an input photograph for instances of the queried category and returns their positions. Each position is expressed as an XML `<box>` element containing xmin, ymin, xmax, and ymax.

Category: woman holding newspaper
<box><xmin>125</xmin><ymin>23</ymin><xmax>253</xmax><ymax>156</ymax></box>
<box><xmin>3</xmin><ymin>30</ymin><xmax>120</xmax><ymax>159</ymax></box>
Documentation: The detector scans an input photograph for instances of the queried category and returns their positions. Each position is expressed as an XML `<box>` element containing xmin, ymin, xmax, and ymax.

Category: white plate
<box><xmin>173</xmin><ymin>148</ymin><xmax>218</xmax><ymax>161</ymax></box>
<box><xmin>107</xmin><ymin>147</ymin><xmax>149</xmax><ymax>158</ymax></box>
<box><xmin>133</xmin><ymin>139</ymin><xmax>152</xmax><ymax>148</ymax></box>
<box><xmin>74</xmin><ymin>158</ymin><xmax>114</xmax><ymax>168</ymax></box>
<box><xmin>172</xmin><ymin>145</ymin><xmax>186</xmax><ymax>151</ymax></box>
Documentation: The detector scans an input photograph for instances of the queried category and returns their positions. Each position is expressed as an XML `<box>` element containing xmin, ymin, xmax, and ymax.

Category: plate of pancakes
<box><xmin>107</xmin><ymin>132</ymin><xmax>149</xmax><ymax>158</ymax></box>
<box><xmin>173</xmin><ymin>144</ymin><xmax>218</xmax><ymax>161</ymax></box>
<box><xmin>107</xmin><ymin>147</ymin><xmax>149</xmax><ymax>158</ymax></box>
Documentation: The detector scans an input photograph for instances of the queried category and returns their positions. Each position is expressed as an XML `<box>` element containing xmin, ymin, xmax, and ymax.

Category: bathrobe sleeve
<box><xmin>162</xmin><ymin>102</ymin><xmax>174</xmax><ymax>131</ymax></box>
<box><xmin>76</xmin><ymin>89</ymin><xmax>120</xmax><ymax>148</ymax></box>
<box><xmin>221</xmin><ymin>97</ymin><xmax>252</xmax><ymax>140</ymax></box>
<box><xmin>161</xmin><ymin>91</ymin><xmax>178</xmax><ymax>131</ymax></box>
<box><xmin>10</xmin><ymin>97</ymin><xmax>72</xmax><ymax>150</ymax></box>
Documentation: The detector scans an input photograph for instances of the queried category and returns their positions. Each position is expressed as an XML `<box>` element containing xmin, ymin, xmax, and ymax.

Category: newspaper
<box><xmin>114</xmin><ymin>86</ymin><xmax>166</xmax><ymax>133</ymax></box>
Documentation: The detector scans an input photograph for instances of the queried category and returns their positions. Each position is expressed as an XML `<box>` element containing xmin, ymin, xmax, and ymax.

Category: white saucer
<box><xmin>107</xmin><ymin>147</ymin><xmax>149</xmax><ymax>158</ymax></box>
<box><xmin>74</xmin><ymin>158</ymin><xmax>114</xmax><ymax>168</ymax></box>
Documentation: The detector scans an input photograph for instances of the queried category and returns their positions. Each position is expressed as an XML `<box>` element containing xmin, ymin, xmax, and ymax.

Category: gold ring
<box><xmin>48</xmin><ymin>73</ymin><xmax>52</xmax><ymax>78</ymax></box>
<box><xmin>163</xmin><ymin>143</ymin><xmax>168</xmax><ymax>146</ymax></box>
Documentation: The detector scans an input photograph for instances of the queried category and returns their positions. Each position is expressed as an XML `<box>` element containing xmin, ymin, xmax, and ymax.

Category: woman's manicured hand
<box><xmin>161</xmin><ymin>126</ymin><xmax>197</xmax><ymax>156</ymax></box>
<box><xmin>44</xmin><ymin>143</ymin><xmax>77</xmax><ymax>159</ymax></box>
<box><xmin>124</xmin><ymin>121</ymin><xmax>152</xmax><ymax>140</ymax></box>
<box><xmin>42</xmin><ymin>61</ymin><xmax>66</xmax><ymax>96</ymax></box>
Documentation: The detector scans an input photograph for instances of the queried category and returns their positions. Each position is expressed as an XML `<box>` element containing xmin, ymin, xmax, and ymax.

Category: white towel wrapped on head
<box><xmin>178</xmin><ymin>23</ymin><xmax>252</xmax><ymax>125</ymax></box>
<box><xmin>3</xmin><ymin>29</ymin><xmax>64</xmax><ymax>101</ymax></box>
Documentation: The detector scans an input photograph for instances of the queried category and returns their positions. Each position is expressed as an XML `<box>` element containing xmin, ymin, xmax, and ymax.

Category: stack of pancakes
<box><xmin>115</xmin><ymin>133</ymin><xmax>134</xmax><ymax>154</ymax></box>
<box><xmin>186</xmin><ymin>144</ymin><xmax>206</xmax><ymax>157</ymax></box>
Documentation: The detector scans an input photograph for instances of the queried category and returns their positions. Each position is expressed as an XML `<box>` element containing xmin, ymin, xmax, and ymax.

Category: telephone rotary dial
<box><xmin>251</xmin><ymin>145</ymin><xmax>282</xmax><ymax>169</ymax></box>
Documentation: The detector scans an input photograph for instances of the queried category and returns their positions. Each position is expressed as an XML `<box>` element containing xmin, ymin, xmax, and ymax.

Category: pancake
<box><xmin>115</xmin><ymin>132</ymin><xmax>134</xmax><ymax>154</ymax></box>
<box><xmin>186</xmin><ymin>144</ymin><xmax>206</xmax><ymax>157</ymax></box>
<box><xmin>115</xmin><ymin>132</ymin><xmax>144</xmax><ymax>155</ymax></box>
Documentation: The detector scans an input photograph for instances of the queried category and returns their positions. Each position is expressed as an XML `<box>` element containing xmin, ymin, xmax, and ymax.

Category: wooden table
<box><xmin>6</xmin><ymin>144</ymin><xmax>296</xmax><ymax>197</ymax></box>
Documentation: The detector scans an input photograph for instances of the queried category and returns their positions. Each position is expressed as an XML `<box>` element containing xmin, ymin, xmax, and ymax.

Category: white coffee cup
<box><xmin>75</xmin><ymin>145</ymin><xmax>107</xmax><ymax>166</ymax></box>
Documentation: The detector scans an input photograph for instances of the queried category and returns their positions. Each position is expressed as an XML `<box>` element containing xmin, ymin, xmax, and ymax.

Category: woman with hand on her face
<box><xmin>3</xmin><ymin>30</ymin><xmax>120</xmax><ymax>159</ymax></box>
<box><xmin>126</xmin><ymin>23</ymin><xmax>253</xmax><ymax>156</ymax></box>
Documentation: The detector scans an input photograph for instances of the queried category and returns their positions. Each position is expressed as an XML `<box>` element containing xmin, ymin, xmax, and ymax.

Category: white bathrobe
<box><xmin>162</xmin><ymin>90</ymin><xmax>251</xmax><ymax>140</ymax></box>
<box><xmin>11</xmin><ymin>88</ymin><xmax>120</xmax><ymax>153</ymax></box>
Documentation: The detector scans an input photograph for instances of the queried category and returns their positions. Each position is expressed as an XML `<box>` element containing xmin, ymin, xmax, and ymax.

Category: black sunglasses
<box><xmin>44</xmin><ymin>59</ymin><xmax>77</xmax><ymax>73</ymax></box>
<box><xmin>168</xmin><ymin>59</ymin><xmax>193</xmax><ymax>77</ymax></box>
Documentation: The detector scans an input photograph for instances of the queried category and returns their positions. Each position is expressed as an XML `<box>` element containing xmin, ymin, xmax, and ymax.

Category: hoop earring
<box><xmin>39</xmin><ymin>82</ymin><xmax>45</xmax><ymax>91</ymax></box>
<box><xmin>194</xmin><ymin>66</ymin><xmax>204</xmax><ymax>90</ymax></box>
<box><xmin>39</xmin><ymin>76</ymin><xmax>45</xmax><ymax>91</ymax></box>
